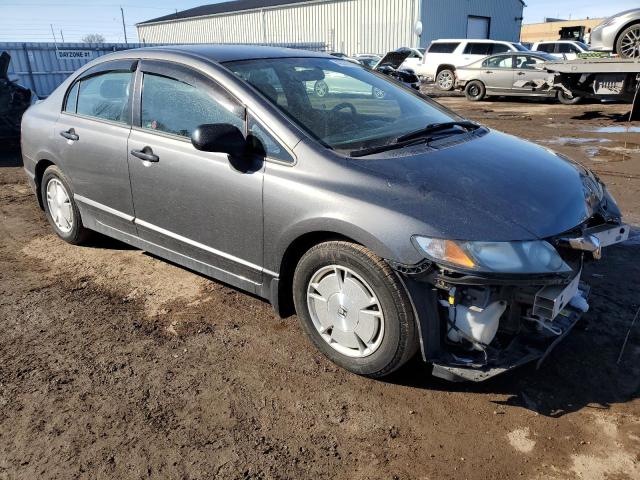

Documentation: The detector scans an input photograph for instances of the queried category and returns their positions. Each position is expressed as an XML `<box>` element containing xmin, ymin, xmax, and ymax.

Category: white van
<box><xmin>418</xmin><ymin>39</ymin><xmax>529</xmax><ymax>90</ymax></box>
<box><xmin>531</xmin><ymin>40</ymin><xmax>590</xmax><ymax>60</ymax></box>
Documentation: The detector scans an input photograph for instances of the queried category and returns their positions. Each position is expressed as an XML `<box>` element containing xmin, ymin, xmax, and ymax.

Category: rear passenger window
<box><xmin>463</xmin><ymin>43</ymin><xmax>492</xmax><ymax>56</ymax></box>
<box><xmin>483</xmin><ymin>56</ymin><xmax>513</xmax><ymax>68</ymax></box>
<box><xmin>557</xmin><ymin>43</ymin><xmax>578</xmax><ymax>54</ymax></box>
<box><xmin>537</xmin><ymin>43</ymin><xmax>555</xmax><ymax>53</ymax></box>
<box><xmin>76</xmin><ymin>71</ymin><xmax>132</xmax><ymax>123</ymax></box>
<box><xmin>428</xmin><ymin>42</ymin><xmax>460</xmax><ymax>54</ymax></box>
<box><xmin>490</xmin><ymin>44</ymin><xmax>510</xmax><ymax>54</ymax></box>
<box><xmin>141</xmin><ymin>73</ymin><xmax>244</xmax><ymax>138</ymax></box>
<box><xmin>64</xmin><ymin>81</ymin><xmax>79</xmax><ymax>113</ymax></box>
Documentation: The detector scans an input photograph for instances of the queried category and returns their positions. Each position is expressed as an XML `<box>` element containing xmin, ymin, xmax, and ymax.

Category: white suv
<box><xmin>531</xmin><ymin>40</ymin><xmax>590</xmax><ymax>60</ymax></box>
<box><xmin>418</xmin><ymin>39</ymin><xmax>529</xmax><ymax>90</ymax></box>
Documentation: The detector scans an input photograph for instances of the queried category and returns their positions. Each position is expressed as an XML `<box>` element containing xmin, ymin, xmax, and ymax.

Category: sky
<box><xmin>0</xmin><ymin>0</ymin><xmax>638</xmax><ymax>44</ymax></box>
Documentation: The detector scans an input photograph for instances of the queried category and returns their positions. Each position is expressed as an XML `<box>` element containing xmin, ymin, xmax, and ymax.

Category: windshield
<box><xmin>511</xmin><ymin>42</ymin><xmax>529</xmax><ymax>51</ymax></box>
<box><xmin>575</xmin><ymin>41</ymin><xmax>590</xmax><ymax>51</ymax></box>
<box><xmin>224</xmin><ymin>57</ymin><xmax>456</xmax><ymax>151</ymax></box>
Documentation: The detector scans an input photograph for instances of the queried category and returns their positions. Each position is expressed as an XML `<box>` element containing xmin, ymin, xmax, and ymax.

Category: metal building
<box><xmin>136</xmin><ymin>0</ymin><xmax>525</xmax><ymax>54</ymax></box>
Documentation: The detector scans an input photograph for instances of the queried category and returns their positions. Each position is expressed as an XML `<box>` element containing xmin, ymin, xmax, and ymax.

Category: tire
<box><xmin>41</xmin><ymin>165</ymin><xmax>90</xmax><ymax>245</ymax></box>
<box><xmin>314</xmin><ymin>80</ymin><xmax>329</xmax><ymax>97</ymax></box>
<box><xmin>293</xmin><ymin>241</ymin><xmax>418</xmax><ymax>378</ymax></box>
<box><xmin>435</xmin><ymin>68</ymin><xmax>455</xmax><ymax>91</ymax></box>
<box><xmin>615</xmin><ymin>23</ymin><xmax>640</xmax><ymax>59</ymax></box>
<box><xmin>372</xmin><ymin>87</ymin><xmax>386</xmax><ymax>99</ymax></box>
<box><xmin>557</xmin><ymin>90</ymin><xmax>582</xmax><ymax>105</ymax></box>
<box><xmin>464</xmin><ymin>80</ymin><xmax>486</xmax><ymax>101</ymax></box>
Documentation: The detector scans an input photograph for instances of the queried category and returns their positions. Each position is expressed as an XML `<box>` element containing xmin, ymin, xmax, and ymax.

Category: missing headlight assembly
<box><xmin>394</xmin><ymin>221</ymin><xmax>629</xmax><ymax>382</ymax></box>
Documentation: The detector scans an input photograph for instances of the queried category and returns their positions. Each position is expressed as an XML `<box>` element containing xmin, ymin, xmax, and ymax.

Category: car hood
<box><xmin>375</xmin><ymin>51</ymin><xmax>411</xmax><ymax>70</ymax></box>
<box><xmin>351</xmin><ymin>130</ymin><xmax>605</xmax><ymax>241</ymax></box>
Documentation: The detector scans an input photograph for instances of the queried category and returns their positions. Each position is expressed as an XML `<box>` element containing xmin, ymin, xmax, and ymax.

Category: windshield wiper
<box><xmin>349</xmin><ymin>137</ymin><xmax>429</xmax><ymax>158</ymax></box>
<box><xmin>395</xmin><ymin>121</ymin><xmax>480</xmax><ymax>143</ymax></box>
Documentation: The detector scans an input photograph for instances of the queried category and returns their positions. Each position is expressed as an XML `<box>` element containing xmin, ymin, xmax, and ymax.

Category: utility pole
<box><xmin>120</xmin><ymin>6</ymin><xmax>128</xmax><ymax>44</ymax></box>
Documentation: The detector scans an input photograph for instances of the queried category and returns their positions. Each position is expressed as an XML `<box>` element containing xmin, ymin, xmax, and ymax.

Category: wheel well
<box><xmin>613</xmin><ymin>20</ymin><xmax>640</xmax><ymax>53</ymax></box>
<box><xmin>436</xmin><ymin>64</ymin><xmax>455</xmax><ymax>75</ymax></box>
<box><xmin>275</xmin><ymin>231</ymin><xmax>358</xmax><ymax>318</ymax></box>
<box><xmin>34</xmin><ymin>159</ymin><xmax>55</xmax><ymax>209</ymax></box>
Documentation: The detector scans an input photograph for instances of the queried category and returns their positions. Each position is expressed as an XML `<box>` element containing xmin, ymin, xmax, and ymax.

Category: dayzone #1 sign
<box><xmin>56</xmin><ymin>50</ymin><xmax>94</xmax><ymax>60</ymax></box>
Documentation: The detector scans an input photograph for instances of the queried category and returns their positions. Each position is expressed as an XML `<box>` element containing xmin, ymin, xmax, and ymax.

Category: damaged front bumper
<box><xmin>394</xmin><ymin>222</ymin><xmax>630</xmax><ymax>382</ymax></box>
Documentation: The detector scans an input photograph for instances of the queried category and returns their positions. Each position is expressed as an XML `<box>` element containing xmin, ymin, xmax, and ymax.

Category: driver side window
<box><xmin>140</xmin><ymin>73</ymin><xmax>244</xmax><ymax>138</ymax></box>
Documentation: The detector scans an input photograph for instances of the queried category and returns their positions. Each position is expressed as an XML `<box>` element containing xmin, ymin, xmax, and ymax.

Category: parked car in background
<box><xmin>353</xmin><ymin>54</ymin><xmax>382</xmax><ymax>69</ymax></box>
<box><xmin>590</xmin><ymin>8</ymin><xmax>640</xmax><ymax>58</ymax></box>
<box><xmin>418</xmin><ymin>39</ymin><xmax>529</xmax><ymax>90</ymax></box>
<box><xmin>350</xmin><ymin>51</ymin><xmax>420</xmax><ymax>96</ymax></box>
<box><xmin>532</xmin><ymin>40</ymin><xmax>590</xmax><ymax>60</ymax></box>
<box><xmin>22</xmin><ymin>45</ymin><xmax>628</xmax><ymax>382</ymax></box>
<box><xmin>0</xmin><ymin>51</ymin><xmax>33</xmax><ymax>142</ymax></box>
<box><xmin>395</xmin><ymin>47</ymin><xmax>425</xmax><ymax>70</ymax></box>
<box><xmin>455</xmin><ymin>52</ymin><xmax>582</xmax><ymax>104</ymax></box>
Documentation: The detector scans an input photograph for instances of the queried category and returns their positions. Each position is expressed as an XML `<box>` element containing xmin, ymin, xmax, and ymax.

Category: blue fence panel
<box><xmin>1</xmin><ymin>41</ymin><xmax>326</xmax><ymax>98</ymax></box>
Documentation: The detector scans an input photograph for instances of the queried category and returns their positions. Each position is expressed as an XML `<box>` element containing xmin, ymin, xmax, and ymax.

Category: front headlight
<box><xmin>412</xmin><ymin>236</ymin><xmax>572</xmax><ymax>274</ymax></box>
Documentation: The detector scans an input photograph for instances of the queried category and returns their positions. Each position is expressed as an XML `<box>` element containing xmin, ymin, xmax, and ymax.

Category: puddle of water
<box><xmin>544</xmin><ymin>137</ymin><xmax>612</xmax><ymax>145</ymax></box>
<box><xmin>584</xmin><ymin>141</ymin><xmax>640</xmax><ymax>162</ymax></box>
<box><xmin>584</xmin><ymin>126</ymin><xmax>640</xmax><ymax>133</ymax></box>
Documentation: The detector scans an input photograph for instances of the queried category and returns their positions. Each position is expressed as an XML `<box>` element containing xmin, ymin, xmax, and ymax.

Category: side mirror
<box><xmin>191</xmin><ymin>123</ymin><xmax>246</xmax><ymax>157</ymax></box>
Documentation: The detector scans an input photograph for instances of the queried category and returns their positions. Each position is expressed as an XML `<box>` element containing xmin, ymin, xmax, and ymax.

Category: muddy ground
<box><xmin>1</xmin><ymin>96</ymin><xmax>639</xmax><ymax>480</ymax></box>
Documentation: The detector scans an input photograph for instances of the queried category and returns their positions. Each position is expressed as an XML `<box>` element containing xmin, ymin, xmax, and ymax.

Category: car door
<box><xmin>126</xmin><ymin>60</ymin><xmax>265</xmax><ymax>286</ymax></box>
<box><xmin>556</xmin><ymin>43</ymin><xmax>579</xmax><ymax>60</ymax></box>
<box><xmin>512</xmin><ymin>55</ymin><xmax>550</xmax><ymax>94</ymax></box>
<box><xmin>460</xmin><ymin>42</ymin><xmax>492</xmax><ymax>66</ymax></box>
<box><xmin>479</xmin><ymin>55</ymin><xmax>515</xmax><ymax>92</ymax></box>
<box><xmin>54</xmin><ymin>60</ymin><xmax>137</xmax><ymax>236</ymax></box>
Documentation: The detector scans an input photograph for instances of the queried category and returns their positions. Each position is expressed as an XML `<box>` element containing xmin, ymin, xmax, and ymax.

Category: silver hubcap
<box><xmin>620</xmin><ymin>27</ymin><xmax>640</xmax><ymax>58</ymax></box>
<box><xmin>307</xmin><ymin>265</ymin><xmax>384</xmax><ymax>358</ymax></box>
<box><xmin>438</xmin><ymin>71</ymin><xmax>453</xmax><ymax>89</ymax></box>
<box><xmin>46</xmin><ymin>178</ymin><xmax>73</xmax><ymax>233</ymax></box>
<box><xmin>315</xmin><ymin>81</ymin><xmax>328</xmax><ymax>96</ymax></box>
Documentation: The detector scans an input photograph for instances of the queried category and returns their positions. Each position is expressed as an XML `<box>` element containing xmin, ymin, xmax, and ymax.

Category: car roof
<box><xmin>536</xmin><ymin>40</ymin><xmax>578</xmax><ymax>43</ymax></box>
<box><xmin>123</xmin><ymin>44</ymin><xmax>331</xmax><ymax>63</ymax></box>
<box><xmin>432</xmin><ymin>39</ymin><xmax>514</xmax><ymax>43</ymax></box>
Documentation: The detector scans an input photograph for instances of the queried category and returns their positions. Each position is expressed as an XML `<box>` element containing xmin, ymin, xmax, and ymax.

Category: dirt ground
<box><xmin>1</xmin><ymin>95</ymin><xmax>639</xmax><ymax>480</ymax></box>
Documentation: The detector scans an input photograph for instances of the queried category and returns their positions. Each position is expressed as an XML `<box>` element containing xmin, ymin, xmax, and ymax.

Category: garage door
<box><xmin>467</xmin><ymin>16</ymin><xmax>490</xmax><ymax>39</ymax></box>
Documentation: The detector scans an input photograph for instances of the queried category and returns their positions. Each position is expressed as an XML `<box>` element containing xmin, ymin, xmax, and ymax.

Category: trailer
<box><xmin>541</xmin><ymin>57</ymin><xmax>640</xmax><ymax>120</ymax></box>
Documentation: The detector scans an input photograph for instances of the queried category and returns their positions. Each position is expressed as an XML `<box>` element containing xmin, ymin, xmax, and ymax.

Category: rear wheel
<box><xmin>616</xmin><ymin>23</ymin><xmax>640</xmax><ymax>59</ymax></box>
<box><xmin>41</xmin><ymin>165</ymin><xmax>90</xmax><ymax>245</ymax></box>
<box><xmin>557</xmin><ymin>90</ymin><xmax>582</xmax><ymax>105</ymax></box>
<box><xmin>435</xmin><ymin>68</ymin><xmax>455</xmax><ymax>91</ymax></box>
<box><xmin>293</xmin><ymin>241</ymin><xmax>418</xmax><ymax>378</ymax></box>
<box><xmin>464</xmin><ymin>80</ymin><xmax>486</xmax><ymax>101</ymax></box>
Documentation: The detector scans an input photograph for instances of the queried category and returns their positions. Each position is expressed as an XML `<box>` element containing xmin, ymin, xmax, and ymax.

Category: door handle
<box><xmin>516</xmin><ymin>71</ymin><xmax>525</xmax><ymax>75</ymax></box>
<box><xmin>484</xmin><ymin>70</ymin><xmax>493</xmax><ymax>74</ymax></box>
<box><xmin>131</xmin><ymin>148</ymin><xmax>159</xmax><ymax>163</ymax></box>
<box><xmin>60</xmin><ymin>128</ymin><xmax>79</xmax><ymax>141</ymax></box>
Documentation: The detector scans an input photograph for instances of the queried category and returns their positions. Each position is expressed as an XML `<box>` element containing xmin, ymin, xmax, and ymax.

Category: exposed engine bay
<box><xmin>394</xmin><ymin>220</ymin><xmax>630</xmax><ymax>382</ymax></box>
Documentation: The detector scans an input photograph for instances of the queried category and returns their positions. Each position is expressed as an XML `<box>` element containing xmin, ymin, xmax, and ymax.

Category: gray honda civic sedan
<box><xmin>21</xmin><ymin>45</ymin><xmax>629</xmax><ymax>381</ymax></box>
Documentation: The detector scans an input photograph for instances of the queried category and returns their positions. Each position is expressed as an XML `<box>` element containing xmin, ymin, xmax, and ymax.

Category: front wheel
<box><xmin>464</xmin><ymin>80</ymin><xmax>486</xmax><ymax>101</ymax></box>
<box><xmin>557</xmin><ymin>90</ymin><xmax>582</xmax><ymax>105</ymax></box>
<box><xmin>293</xmin><ymin>241</ymin><xmax>418</xmax><ymax>378</ymax></box>
<box><xmin>41</xmin><ymin>165</ymin><xmax>90</xmax><ymax>244</ymax></box>
<box><xmin>314</xmin><ymin>80</ymin><xmax>329</xmax><ymax>97</ymax></box>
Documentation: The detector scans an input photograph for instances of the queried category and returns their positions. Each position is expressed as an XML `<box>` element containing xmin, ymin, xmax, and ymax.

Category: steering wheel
<box><xmin>331</xmin><ymin>102</ymin><xmax>357</xmax><ymax>116</ymax></box>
